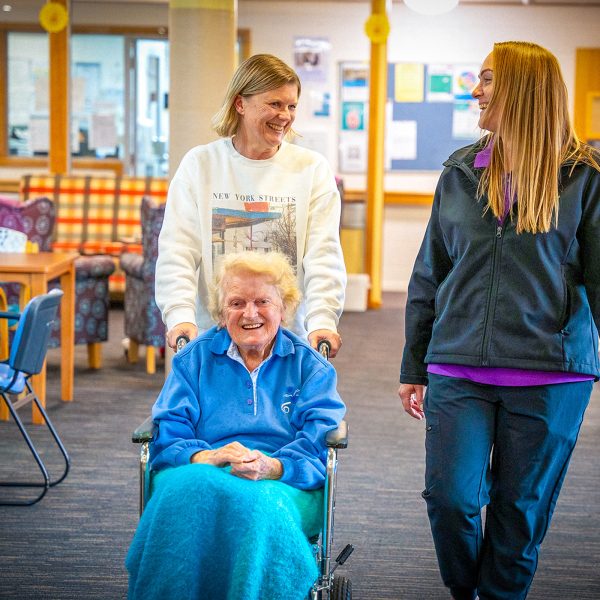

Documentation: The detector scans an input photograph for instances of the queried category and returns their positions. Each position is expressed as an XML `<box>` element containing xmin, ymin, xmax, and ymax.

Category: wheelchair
<box><xmin>131</xmin><ymin>339</ymin><xmax>353</xmax><ymax>600</ymax></box>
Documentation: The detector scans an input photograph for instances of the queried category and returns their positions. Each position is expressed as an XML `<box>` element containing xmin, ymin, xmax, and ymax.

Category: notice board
<box><xmin>338</xmin><ymin>61</ymin><xmax>482</xmax><ymax>172</ymax></box>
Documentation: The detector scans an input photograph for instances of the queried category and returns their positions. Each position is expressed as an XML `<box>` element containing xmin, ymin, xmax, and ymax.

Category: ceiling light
<box><xmin>404</xmin><ymin>0</ymin><xmax>459</xmax><ymax>16</ymax></box>
<box><xmin>2</xmin><ymin>4</ymin><xmax>12</xmax><ymax>12</ymax></box>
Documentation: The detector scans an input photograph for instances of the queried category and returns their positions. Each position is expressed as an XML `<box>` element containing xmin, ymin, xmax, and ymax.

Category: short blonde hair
<box><xmin>209</xmin><ymin>251</ymin><xmax>301</xmax><ymax>327</ymax></box>
<box><xmin>211</xmin><ymin>54</ymin><xmax>301</xmax><ymax>138</ymax></box>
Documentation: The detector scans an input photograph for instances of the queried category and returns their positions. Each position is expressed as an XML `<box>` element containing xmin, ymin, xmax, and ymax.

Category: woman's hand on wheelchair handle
<box><xmin>308</xmin><ymin>329</ymin><xmax>342</xmax><ymax>358</ymax></box>
<box><xmin>166</xmin><ymin>322</ymin><xmax>198</xmax><ymax>351</ymax></box>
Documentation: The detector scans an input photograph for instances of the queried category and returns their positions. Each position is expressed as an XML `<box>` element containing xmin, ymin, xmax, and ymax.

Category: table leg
<box><xmin>59</xmin><ymin>264</ymin><xmax>75</xmax><ymax>402</ymax></box>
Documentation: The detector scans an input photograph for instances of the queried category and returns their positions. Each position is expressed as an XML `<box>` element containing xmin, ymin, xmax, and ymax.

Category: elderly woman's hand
<box><xmin>308</xmin><ymin>329</ymin><xmax>342</xmax><ymax>358</ymax></box>
<box><xmin>229</xmin><ymin>450</ymin><xmax>283</xmax><ymax>481</ymax></box>
<box><xmin>190</xmin><ymin>443</ymin><xmax>283</xmax><ymax>480</ymax></box>
<box><xmin>190</xmin><ymin>441</ymin><xmax>252</xmax><ymax>467</ymax></box>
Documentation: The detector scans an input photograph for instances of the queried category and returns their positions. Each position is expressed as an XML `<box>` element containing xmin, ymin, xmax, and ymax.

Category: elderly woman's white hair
<box><xmin>209</xmin><ymin>251</ymin><xmax>301</xmax><ymax>327</ymax></box>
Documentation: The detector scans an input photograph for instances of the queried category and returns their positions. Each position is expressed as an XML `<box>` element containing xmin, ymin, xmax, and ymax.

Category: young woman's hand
<box><xmin>399</xmin><ymin>383</ymin><xmax>425</xmax><ymax>420</ymax></box>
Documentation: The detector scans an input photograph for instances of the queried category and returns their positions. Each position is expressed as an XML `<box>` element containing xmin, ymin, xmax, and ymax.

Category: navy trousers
<box><xmin>422</xmin><ymin>374</ymin><xmax>592</xmax><ymax>600</ymax></box>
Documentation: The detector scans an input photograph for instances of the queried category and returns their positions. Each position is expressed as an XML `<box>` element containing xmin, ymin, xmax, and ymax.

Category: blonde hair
<box><xmin>209</xmin><ymin>251</ymin><xmax>301</xmax><ymax>327</ymax></box>
<box><xmin>478</xmin><ymin>41</ymin><xmax>599</xmax><ymax>234</ymax></box>
<box><xmin>211</xmin><ymin>54</ymin><xmax>301</xmax><ymax>138</ymax></box>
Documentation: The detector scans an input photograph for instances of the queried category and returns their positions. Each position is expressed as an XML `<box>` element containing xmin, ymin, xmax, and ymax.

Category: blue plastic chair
<box><xmin>0</xmin><ymin>289</ymin><xmax>70</xmax><ymax>506</ymax></box>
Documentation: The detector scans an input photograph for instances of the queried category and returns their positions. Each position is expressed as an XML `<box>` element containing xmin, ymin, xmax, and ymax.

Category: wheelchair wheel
<box><xmin>331</xmin><ymin>575</ymin><xmax>351</xmax><ymax>600</ymax></box>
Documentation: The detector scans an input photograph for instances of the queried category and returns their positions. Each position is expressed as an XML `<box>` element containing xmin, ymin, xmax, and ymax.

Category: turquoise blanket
<box><xmin>126</xmin><ymin>464</ymin><xmax>322</xmax><ymax>600</ymax></box>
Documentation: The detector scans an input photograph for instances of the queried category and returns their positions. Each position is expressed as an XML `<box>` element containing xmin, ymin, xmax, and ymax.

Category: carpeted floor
<box><xmin>0</xmin><ymin>293</ymin><xmax>598</xmax><ymax>599</ymax></box>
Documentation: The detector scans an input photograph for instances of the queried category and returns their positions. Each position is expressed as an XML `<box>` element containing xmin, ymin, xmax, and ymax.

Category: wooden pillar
<box><xmin>48</xmin><ymin>0</ymin><xmax>71</xmax><ymax>174</ymax></box>
<box><xmin>364</xmin><ymin>0</ymin><xmax>390</xmax><ymax>309</ymax></box>
<box><xmin>574</xmin><ymin>48</ymin><xmax>600</xmax><ymax>141</ymax></box>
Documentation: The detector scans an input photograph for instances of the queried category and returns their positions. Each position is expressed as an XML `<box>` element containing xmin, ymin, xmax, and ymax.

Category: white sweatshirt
<box><xmin>155</xmin><ymin>138</ymin><xmax>346</xmax><ymax>337</ymax></box>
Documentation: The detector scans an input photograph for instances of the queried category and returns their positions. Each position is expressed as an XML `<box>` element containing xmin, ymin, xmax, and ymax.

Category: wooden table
<box><xmin>0</xmin><ymin>252</ymin><xmax>77</xmax><ymax>424</ymax></box>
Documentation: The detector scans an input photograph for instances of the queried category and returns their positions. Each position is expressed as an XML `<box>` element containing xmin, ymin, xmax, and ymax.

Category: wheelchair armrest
<box><xmin>132</xmin><ymin>415</ymin><xmax>156</xmax><ymax>444</ymax></box>
<box><xmin>326</xmin><ymin>419</ymin><xmax>348</xmax><ymax>449</ymax></box>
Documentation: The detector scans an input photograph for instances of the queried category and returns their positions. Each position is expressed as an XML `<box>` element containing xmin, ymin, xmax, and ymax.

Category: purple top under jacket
<box><xmin>427</xmin><ymin>143</ymin><xmax>594</xmax><ymax>387</ymax></box>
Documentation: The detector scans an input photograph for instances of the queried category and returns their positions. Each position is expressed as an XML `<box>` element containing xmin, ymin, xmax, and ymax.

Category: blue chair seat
<box><xmin>0</xmin><ymin>363</ymin><xmax>26</xmax><ymax>394</ymax></box>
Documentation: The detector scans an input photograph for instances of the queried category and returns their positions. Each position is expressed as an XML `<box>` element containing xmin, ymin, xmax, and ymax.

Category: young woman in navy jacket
<box><xmin>399</xmin><ymin>41</ymin><xmax>600</xmax><ymax>600</ymax></box>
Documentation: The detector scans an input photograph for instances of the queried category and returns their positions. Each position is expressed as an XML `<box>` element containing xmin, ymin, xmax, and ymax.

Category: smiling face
<box><xmin>221</xmin><ymin>271</ymin><xmax>284</xmax><ymax>363</ymax></box>
<box><xmin>233</xmin><ymin>83</ymin><xmax>298</xmax><ymax>159</ymax></box>
<box><xmin>472</xmin><ymin>52</ymin><xmax>499</xmax><ymax>132</ymax></box>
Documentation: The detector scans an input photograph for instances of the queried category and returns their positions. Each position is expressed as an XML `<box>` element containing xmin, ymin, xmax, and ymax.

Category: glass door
<box><xmin>128</xmin><ymin>38</ymin><xmax>170</xmax><ymax>176</ymax></box>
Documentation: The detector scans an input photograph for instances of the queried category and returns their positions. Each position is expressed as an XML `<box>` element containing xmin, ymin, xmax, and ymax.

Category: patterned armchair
<box><xmin>0</xmin><ymin>196</ymin><xmax>115</xmax><ymax>369</ymax></box>
<box><xmin>120</xmin><ymin>196</ymin><xmax>165</xmax><ymax>374</ymax></box>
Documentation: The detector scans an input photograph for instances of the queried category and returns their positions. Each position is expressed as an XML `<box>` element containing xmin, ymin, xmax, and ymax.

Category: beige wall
<box><xmin>4</xmin><ymin>0</ymin><xmax>600</xmax><ymax>290</ymax></box>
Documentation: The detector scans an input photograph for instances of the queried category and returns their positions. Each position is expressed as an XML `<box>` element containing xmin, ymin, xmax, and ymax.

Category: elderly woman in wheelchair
<box><xmin>126</xmin><ymin>251</ymin><xmax>349</xmax><ymax>600</ymax></box>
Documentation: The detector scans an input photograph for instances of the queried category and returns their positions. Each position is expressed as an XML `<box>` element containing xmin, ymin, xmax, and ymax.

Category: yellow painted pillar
<box><xmin>364</xmin><ymin>0</ymin><xmax>389</xmax><ymax>309</ymax></box>
<box><xmin>46</xmin><ymin>0</ymin><xmax>71</xmax><ymax>175</ymax></box>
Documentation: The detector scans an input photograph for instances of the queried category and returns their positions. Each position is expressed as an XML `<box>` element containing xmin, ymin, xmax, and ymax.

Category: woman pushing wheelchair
<box><xmin>126</xmin><ymin>251</ymin><xmax>346</xmax><ymax>600</ymax></box>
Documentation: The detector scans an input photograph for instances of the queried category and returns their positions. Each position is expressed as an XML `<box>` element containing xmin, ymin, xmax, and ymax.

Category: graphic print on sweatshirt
<box><xmin>211</xmin><ymin>191</ymin><xmax>298</xmax><ymax>269</ymax></box>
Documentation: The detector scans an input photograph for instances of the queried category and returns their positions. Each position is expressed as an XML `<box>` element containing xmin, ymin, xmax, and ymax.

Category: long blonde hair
<box><xmin>211</xmin><ymin>54</ymin><xmax>301</xmax><ymax>138</ymax></box>
<box><xmin>478</xmin><ymin>41</ymin><xmax>599</xmax><ymax>234</ymax></box>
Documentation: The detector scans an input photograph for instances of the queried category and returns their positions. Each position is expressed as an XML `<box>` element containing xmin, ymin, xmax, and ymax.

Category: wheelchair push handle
<box><xmin>317</xmin><ymin>340</ymin><xmax>331</xmax><ymax>359</ymax></box>
<box><xmin>175</xmin><ymin>335</ymin><xmax>190</xmax><ymax>352</ymax></box>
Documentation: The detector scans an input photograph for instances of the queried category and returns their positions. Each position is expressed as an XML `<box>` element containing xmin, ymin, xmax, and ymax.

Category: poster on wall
<box><xmin>452</xmin><ymin>100</ymin><xmax>480</xmax><ymax>139</ymax></box>
<box><xmin>294</xmin><ymin>37</ymin><xmax>330</xmax><ymax>83</ymax></box>
<box><xmin>338</xmin><ymin>62</ymin><xmax>369</xmax><ymax>173</ymax></box>
<box><xmin>385</xmin><ymin>102</ymin><xmax>418</xmax><ymax>167</ymax></box>
<box><xmin>453</xmin><ymin>65</ymin><xmax>479</xmax><ymax>100</ymax></box>
<box><xmin>394</xmin><ymin>63</ymin><xmax>424</xmax><ymax>103</ymax></box>
<box><xmin>338</xmin><ymin>61</ymin><xmax>481</xmax><ymax>172</ymax></box>
<box><xmin>339</xmin><ymin>131</ymin><xmax>367</xmax><ymax>173</ymax></box>
<box><xmin>340</xmin><ymin>62</ymin><xmax>369</xmax><ymax>102</ymax></box>
<box><xmin>426</xmin><ymin>64</ymin><xmax>454</xmax><ymax>102</ymax></box>
<box><xmin>341</xmin><ymin>101</ymin><xmax>365</xmax><ymax>131</ymax></box>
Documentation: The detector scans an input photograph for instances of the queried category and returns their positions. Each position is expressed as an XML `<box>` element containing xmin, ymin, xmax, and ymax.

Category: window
<box><xmin>7</xmin><ymin>32</ymin><xmax>49</xmax><ymax>156</ymax></box>
<box><xmin>71</xmin><ymin>34</ymin><xmax>125</xmax><ymax>161</ymax></box>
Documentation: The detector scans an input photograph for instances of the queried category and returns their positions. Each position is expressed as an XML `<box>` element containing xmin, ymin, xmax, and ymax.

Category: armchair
<box><xmin>120</xmin><ymin>196</ymin><xmax>165</xmax><ymax>374</ymax></box>
<box><xmin>0</xmin><ymin>196</ymin><xmax>115</xmax><ymax>370</ymax></box>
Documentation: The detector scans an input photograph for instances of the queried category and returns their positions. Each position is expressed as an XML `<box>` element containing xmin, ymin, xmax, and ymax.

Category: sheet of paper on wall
<box><xmin>452</xmin><ymin>100</ymin><xmax>480</xmax><ymax>139</ymax></box>
<box><xmin>339</xmin><ymin>130</ymin><xmax>367</xmax><ymax>173</ymax></box>
<box><xmin>29</xmin><ymin>117</ymin><xmax>49</xmax><ymax>153</ymax></box>
<box><xmin>90</xmin><ymin>114</ymin><xmax>118</xmax><ymax>149</ymax></box>
<box><xmin>427</xmin><ymin>64</ymin><xmax>454</xmax><ymax>102</ymax></box>
<box><xmin>386</xmin><ymin>120</ymin><xmax>417</xmax><ymax>167</ymax></box>
<box><xmin>294</xmin><ymin>37</ymin><xmax>330</xmax><ymax>83</ymax></box>
<box><xmin>394</xmin><ymin>63</ymin><xmax>424</xmax><ymax>103</ymax></box>
<box><xmin>340</xmin><ymin>63</ymin><xmax>369</xmax><ymax>102</ymax></box>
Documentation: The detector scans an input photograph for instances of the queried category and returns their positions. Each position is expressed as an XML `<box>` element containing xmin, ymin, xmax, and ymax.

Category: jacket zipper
<box><xmin>480</xmin><ymin>221</ymin><xmax>505</xmax><ymax>365</ymax></box>
<box><xmin>450</xmin><ymin>157</ymin><xmax>509</xmax><ymax>366</ymax></box>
